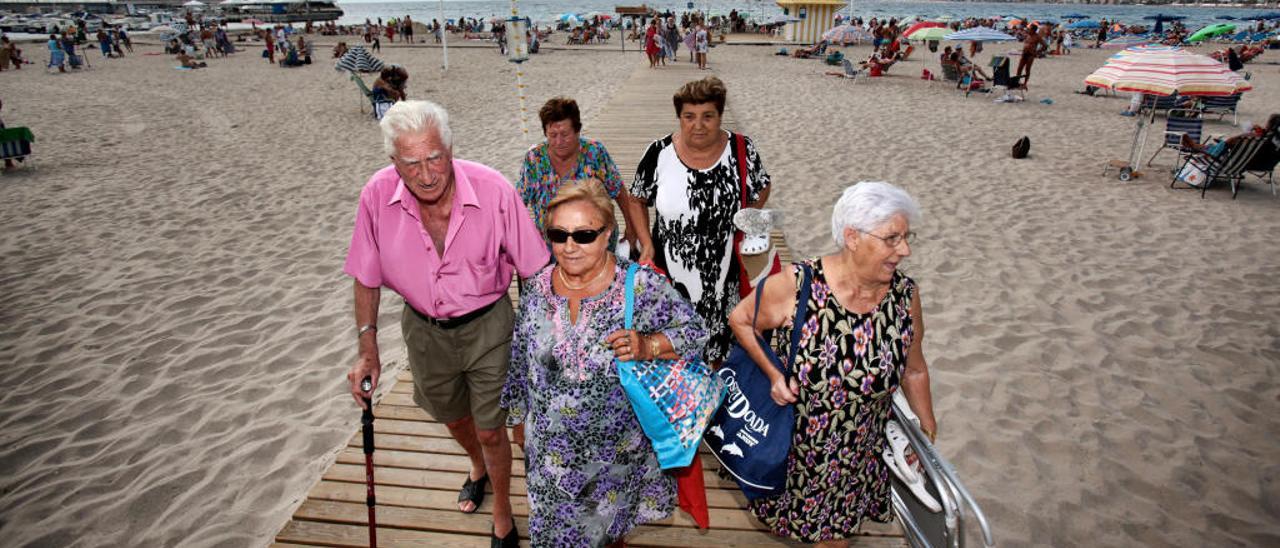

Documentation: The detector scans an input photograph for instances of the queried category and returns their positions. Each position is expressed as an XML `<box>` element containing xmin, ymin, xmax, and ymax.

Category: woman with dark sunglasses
<box><xmin>501</xmin><ymin>180</ymin><xmax>707</xmax><ymax>547</ymax></box>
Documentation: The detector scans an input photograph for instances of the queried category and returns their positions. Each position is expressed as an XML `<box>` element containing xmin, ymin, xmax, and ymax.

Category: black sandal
<box><xmin>491</xmin><ymin>517</ymin><xmax>518</xmax><ymax>548</ymax></box>
<box><xmin>457</xmin><ymin>474</ymin><xmax>488</xmax><ymax>514</ymax></box>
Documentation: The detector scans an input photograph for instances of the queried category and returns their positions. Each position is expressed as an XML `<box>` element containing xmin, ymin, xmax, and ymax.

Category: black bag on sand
<box><xmin>1012</xmin><ymin>136</ymin><xmax>1031</xmax><ymax>159</ymax></box>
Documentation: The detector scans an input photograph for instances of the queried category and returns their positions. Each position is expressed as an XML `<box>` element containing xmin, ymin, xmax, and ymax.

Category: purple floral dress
<box><xmin>749</xmin><ymin>259</ymin><xmax>915</xmax><ymax>542</ymax></box>
<box><xmin>502</xmin><ymin>259</ymin><xmax>708</xmax><ymax>547</ymax></box>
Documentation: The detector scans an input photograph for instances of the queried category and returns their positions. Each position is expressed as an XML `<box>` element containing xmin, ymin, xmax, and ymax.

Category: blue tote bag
<box><xmin>703</xmin><ymin>264</ymin><xmax>812</xmax><ymax>500</ymax></box>
<box><xmin>617</xmin><ymin>263</ymin><xmax>726</xmax><ymax>470</ymax></box>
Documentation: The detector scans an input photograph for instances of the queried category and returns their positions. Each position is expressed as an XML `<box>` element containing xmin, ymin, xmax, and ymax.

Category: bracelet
<box><xmin>648</xmin><ymin>335</ymin><xmax>661</xmax><ymax>360</ymax></box>
<box><xmin>357</xmin><ymin>324</ymin><xmax>377</xmax><ymax>338</ymax></box>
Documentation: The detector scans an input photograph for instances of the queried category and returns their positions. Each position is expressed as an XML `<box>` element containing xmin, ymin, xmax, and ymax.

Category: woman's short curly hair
<box><xmin>538</xmin><ymin>97</ymin><xmax>582</xmax><ymax>133</ymax></box>
<box><xmin>673</xmin><ymin>76</ymin><xmax>727</xmax><ymax>116</ymax></box>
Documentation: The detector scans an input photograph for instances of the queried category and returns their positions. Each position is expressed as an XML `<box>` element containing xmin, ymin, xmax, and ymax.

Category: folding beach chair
<box><xmin>939</xmin><ymin>62</ymin><xmax>961</xmax><ymax>85</ymax></box>
<box><xmin>989</xmin><ymin>56</ymin><xmax>1025</xmax><ymax>101</ymax></box>
<box><xmin>1199</xmin><ymin>93</ymin><xmax>1242</xmax><ymax>125</ymax></box>
<box><xmin>348</xmin><ymin>71</ymin><xmax>379</xmax><ymax>116</ymax></box>
<box><xmin>1243</xmin><ymin>126</ymin><xmax>1279</xmax><ymax>196</ymax></box>
<box><xmin>1171</xmin><ymin>135</ymin><xmax>1266</xmax><ymax>199</ymax></box>
<box><xmin>1146</xmin><ymin>109</ymin><xmax>1203</xmax><ymax>166</ymax></box>
<box><xmin>888</xmin><ymin>393</ymin><xmax>996</xmax><ymax>548</ymax></box>
<box><xmin>1141</xmin><ymin>93</ymin><xmax>1184</xmax><ymax>115</ymax></box>
<box><xmin>0</xmin><ymin>126</ymin><xmax>34</xmax><ymax>170</ymax></box>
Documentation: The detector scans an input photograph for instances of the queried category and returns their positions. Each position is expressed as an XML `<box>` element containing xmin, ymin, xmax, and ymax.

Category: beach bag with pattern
<box><xmin>618</xmin><ymin>263</ymin><xmax>726</xmax><ymax>470</ymax></box>
<box><xmin>704</xmin><ymin>264</ymin><xmax>813</xmax><ymax>500</ymax></box>
<box><xmin>1177</xmin><ymin>157</ymin><xmax>1209</xmax><ymax>187</ymax></box>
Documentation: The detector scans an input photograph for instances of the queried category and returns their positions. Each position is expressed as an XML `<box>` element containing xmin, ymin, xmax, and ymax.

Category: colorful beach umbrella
<box><xmin>1084</xmin><ymin>45</ymin><xmax>1253</xmax><ymax>97</ymax></box>
<box><xmin>1086</xmin><ymin>45</ymin><xmax>1252</xmax><ymax>179</ymax></box>
<box><xmin>1187</xmin><ymin>23</ymin><xmax>1236</xmax><ymax>43</ymax></box>
<box><xmin>906</xmin><ymin>27</ymin><xmax>951</xmax><ymax>41</ymax></box>
<box><xmin>1067</xmin><ymin>20</ymin><xmax>1100</xmax><ymax>30</ymax></box>
<box><xmin>902</xmin><ymin>21</ymin><xmax>944</xmax><ymax>38</ymax></box>
<box><xmin>943</xmin><ymin>27</ymin><xmax>1016</xmax><ymax>42</ymax></box>
<box><xmin>822</xmin><ymin>24</ymin><xmax>872</xmax><ymax>44</ymax></box>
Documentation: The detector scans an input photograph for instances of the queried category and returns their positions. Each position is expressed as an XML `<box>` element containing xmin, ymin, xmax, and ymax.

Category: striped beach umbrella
<box><xmin>1084</xmin><ymin>45</ymin><xmax>1252</xmax><ymax>97</ymax></box>
<box><xmin>903</xmin><ymin>21</ymin><xmax>944</xmax><ymax>38</ymax></box>
<box><xmin>906</xmin><ymin>27</ymin><xmax>952</xmax><ymax>42</ymax></box>
<box><xmin>943</xmin><ymin>27</ymin><xmax>1016</xmax><ymax>42</ymax></box>
<box><xmin>1101</xmin><ymin>35</ymin><xmax>1151</xmax><ymax>49</ymax></box>
<box><xmin>335</xmin><ymin>46</ymin><xmax>384</xmax><ymax>73</ymax></box>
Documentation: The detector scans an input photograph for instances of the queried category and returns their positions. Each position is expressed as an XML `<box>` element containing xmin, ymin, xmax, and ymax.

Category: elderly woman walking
<box><xmin>502</xmin><ymin>180</ymin><xmax>708</xmax><ymax>547</ymax></box>
<box><xmin>623</xmin><ymin>76</ymin><xmax>771</xmax><ymax>365</ymax></box>
<box><xmin>518</xmin><ymin>97</ymin><xmax>642</xmax><ymax>250</ymax></box>
<box><xmin>727</xmin><ymin>182</ymin><xmax>937</xmax><ymax>546</ymax></box>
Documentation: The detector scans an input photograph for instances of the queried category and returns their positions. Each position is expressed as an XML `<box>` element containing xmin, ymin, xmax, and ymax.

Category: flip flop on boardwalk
<box><xmin>458</xmin><ymin>473</ymin><xmax>488</xmax><ymax>513</ymax></box>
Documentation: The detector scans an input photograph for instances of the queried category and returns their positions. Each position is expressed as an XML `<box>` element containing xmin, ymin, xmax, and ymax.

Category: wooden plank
<box><xmin>334</xmin><ymin>446</ymin><xmax>742</xmax><ymax>491</ymax></box>
<box><xmin>292</xmin><ymin>499</ymin><xmax>529</xmax><ymax>538</ymax></box>
<box><xmin>309</xmin><ymin>479</ymin><xmax>767</xmax><ymax>532</ymax></box>
<box><xmin>322</xmin><ymin>463</ymin><xmax>750</xmax><ymax>509</ymax></box>
<box><xmin>276</xmin><ymin>519</ymin><xmax>493</xmax><ymax>548</ymax></box>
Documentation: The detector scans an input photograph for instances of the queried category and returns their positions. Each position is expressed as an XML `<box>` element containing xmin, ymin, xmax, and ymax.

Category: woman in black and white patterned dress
<box><xmin>623</xmin><ymin>76</ymin><xmax>771</xmax><ymax>364</ymax></box>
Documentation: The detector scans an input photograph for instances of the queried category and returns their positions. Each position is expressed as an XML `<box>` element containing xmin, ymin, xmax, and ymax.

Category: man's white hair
<box><xmin>830</xmin><ymin>181</ymin><xmax>922</xmax><ymax>246</ymax></box>
<box><xmin>380</xmin><ymin>100</ymin><xmax>453</xmax><ymax>157</ymax></box>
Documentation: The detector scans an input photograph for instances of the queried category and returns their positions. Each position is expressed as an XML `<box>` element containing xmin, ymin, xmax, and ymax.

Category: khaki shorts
<box><xmin>401</xmin><ymin>298</ymin><xmax>513</xmax><ymax>430</ymax></box>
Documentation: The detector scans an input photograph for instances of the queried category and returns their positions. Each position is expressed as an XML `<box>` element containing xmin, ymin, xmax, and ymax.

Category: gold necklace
<box><xmin>558</xmin><ymin>258</ymin><xmax>613</xmax><ymax>291</ymax></box>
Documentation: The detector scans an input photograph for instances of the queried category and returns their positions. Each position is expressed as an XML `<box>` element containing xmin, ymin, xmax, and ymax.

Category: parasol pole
<box><xmin>510</xmin><ymin>0</ymin><xmax>531</xmax><ymax>145</ymax></box>
<box><xmin>439</xmin><ymin>0</ymin><xmax>448</xmax><ymax>71</ymax></box>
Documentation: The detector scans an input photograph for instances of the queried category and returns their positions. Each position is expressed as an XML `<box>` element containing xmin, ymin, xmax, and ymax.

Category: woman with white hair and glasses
<box><xmin>726</xmin><ymin>181</ymin><xmax>937</xmax><ymax>546</ymax></box>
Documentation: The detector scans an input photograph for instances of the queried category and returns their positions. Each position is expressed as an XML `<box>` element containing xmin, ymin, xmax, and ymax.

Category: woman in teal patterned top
<box><xmin>519</xmin><ymin>97</ymin><xmax>644</xmax><ymax>251</ymax></box>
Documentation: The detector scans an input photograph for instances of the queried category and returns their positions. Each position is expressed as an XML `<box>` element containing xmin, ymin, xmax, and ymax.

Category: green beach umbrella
<box><xmin>1187</xmin><ymin>23</ymin><xmax>1235</xmax><ymax>43</ymax></box>
<box><xmin>907</xmin><ymin>27</ymin><xmax>952</xmax><ymax>41</ymax></box>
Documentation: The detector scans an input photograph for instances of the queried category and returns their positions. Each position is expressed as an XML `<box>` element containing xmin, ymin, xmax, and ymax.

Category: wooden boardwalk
<box><xmin>274</xmin><ymin>59</ymin><xmax>907</xmax><ymax>547</ymax></box>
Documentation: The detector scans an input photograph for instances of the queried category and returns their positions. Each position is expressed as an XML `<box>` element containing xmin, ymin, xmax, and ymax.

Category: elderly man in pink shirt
<box><xmin>345</xmin><ymin>100</ymin><xmax>548</xmax><ymax>547</ymax></box>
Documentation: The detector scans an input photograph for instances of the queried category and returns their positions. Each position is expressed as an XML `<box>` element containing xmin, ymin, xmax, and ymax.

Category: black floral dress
<box><xmin>750</xmin><ymin>259</ymin><xmax>916</xmax><ymax>542</ymax></box>
<box><xmin>630</xmin><ymin>130</ymin><xmax>770</xmax><ymax>363</ymax></box>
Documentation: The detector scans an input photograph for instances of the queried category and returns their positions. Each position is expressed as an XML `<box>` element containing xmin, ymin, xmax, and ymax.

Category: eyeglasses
<box><xmin>860</xmin><ymin>230</ymin><xmax>916</xmax><ymax>247</ymax></box>
<box><xmin>546</xmin><ymin>226</ymin><xmax>606</xmax><ymax>245</ymax></box>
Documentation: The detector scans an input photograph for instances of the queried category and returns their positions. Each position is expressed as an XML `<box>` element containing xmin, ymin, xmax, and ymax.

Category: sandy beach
<box><xmin>1</xmin><ymin>31</ymin><xmax>1278</xmax><ymax>547</ymax></box>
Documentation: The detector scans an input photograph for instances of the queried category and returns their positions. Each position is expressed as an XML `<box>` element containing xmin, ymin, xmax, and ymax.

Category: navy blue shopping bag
<box><xmin>704</xmin><ymin>264</ymin><xmax>811</xmax><ymax>500</ymax></box>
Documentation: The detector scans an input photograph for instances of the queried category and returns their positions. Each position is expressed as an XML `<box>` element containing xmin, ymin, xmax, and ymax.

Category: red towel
<box><xmin>676</xmin><ymin>453</ymin><xmax>710</xmax><ymax>529</ymax></box>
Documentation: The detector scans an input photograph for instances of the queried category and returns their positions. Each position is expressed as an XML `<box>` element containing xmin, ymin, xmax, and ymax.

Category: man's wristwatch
<box><xmin>357</xmin><ymin>324</ymin><xmax>377</xmax><ymax>338</ymax></box>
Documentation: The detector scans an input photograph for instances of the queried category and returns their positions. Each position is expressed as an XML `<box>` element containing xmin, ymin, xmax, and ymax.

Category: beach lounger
<box><xmin>1199</xmin><ymin>93</ymin><xmax>1241</xmax><ymax>125</ymax></box>
<box><xmin>1146</xmin><ymin>109</ymin><xmax>1203</xmax><ymax>166</ymax></box>
<box><xmin>835</xmin><ymin>59</ymin><xmax>865</xmax><ymax>82</ymax></box>
<box><xmin>1171</xmin><ymin>135</ymin><xmax>1266</xmax><ymax>199</ymax></box>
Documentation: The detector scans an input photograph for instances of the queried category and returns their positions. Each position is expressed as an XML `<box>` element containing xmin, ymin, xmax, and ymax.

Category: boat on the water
<box><xmin>220</xmin><ymin>0</ymin><xmax>342</xmax><ymax>24</ymax></box>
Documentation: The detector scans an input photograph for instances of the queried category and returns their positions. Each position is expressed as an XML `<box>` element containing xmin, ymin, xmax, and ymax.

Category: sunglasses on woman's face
<box><xmin>546</xmin><ymin>226</ymin><xmax>606</xmax><ymax>245</ymax></box>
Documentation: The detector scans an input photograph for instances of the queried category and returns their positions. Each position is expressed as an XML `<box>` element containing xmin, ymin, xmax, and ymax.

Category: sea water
<box><xmin>336</xmin><ymin>0</ymin><xmax>1275</xmax><ymax>31</ymax></box>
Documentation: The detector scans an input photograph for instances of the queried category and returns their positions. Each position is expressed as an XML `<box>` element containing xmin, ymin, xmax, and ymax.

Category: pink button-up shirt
<box><xmin>344</xmin><ymin>160</ymin><xmax>550</xmax><ymax>319</ymax></box>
